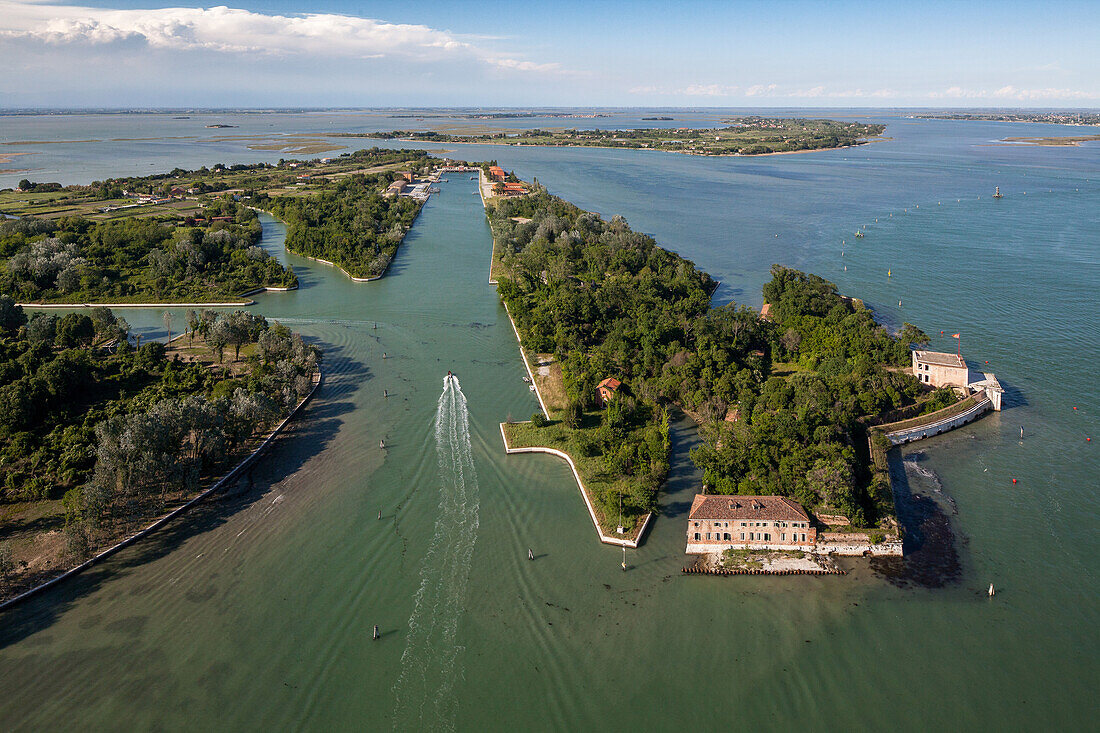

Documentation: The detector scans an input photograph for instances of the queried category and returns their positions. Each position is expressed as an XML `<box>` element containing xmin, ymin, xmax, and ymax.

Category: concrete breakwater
<box><xmin>0</xmin><ymin>368</ymin><xmax>323</xmax><ymax>612</ymax></box>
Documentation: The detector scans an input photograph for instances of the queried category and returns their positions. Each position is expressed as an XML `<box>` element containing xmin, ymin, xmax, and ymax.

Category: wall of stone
<box><xmin>885</xmin><ymin>396</ymin><xmax>992</xmax><ymax>445</ymax></box>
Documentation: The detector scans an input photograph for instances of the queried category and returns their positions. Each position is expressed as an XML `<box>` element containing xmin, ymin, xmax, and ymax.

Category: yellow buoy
<box><xmin>887</xmin><ymin>269</ymin><xmax>892</xmax><ymax>277</ymax></box>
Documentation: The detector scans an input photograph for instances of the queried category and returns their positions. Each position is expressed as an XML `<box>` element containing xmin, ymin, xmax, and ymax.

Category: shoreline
<box><xmin>253</xmin><ymin>198</ymin><xmax>426</xmax><ymax>283</ymax></box>
<box><xmin>490</xmin><ymin>212</ymin><xmax>653</xmax><ymax>547</ymax></box>
<box><xmin>384</xmin><ymin>136</ymin><xmax>888</xmax><ymax>158</ymax></box>
<box><xmin>0</xmin><ymin>367</ymin><xmax>322</xmax><ymax>611</ymax></box>
<box><xmin>500</xmin><ymin>423</ymin><xmax>652</xmax><ymax>548</ymax></box>
<box><xmin>17</xmin><ymin>299</ymin><xmax>257</xmax><ymax>308</ymax></box>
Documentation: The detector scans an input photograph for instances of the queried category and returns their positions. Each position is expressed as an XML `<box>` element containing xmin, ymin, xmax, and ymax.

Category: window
<box><xmin>740</xmin><ymin>522</ymin><xmax>745</xmax><ymax>527</ymax></box>
<box><xmin>706</xmin><ymin>532</ymin><xmax>711</xmax><ymax>540</ymax></box>
<box><xmin>723</xmin><ymin>533</ymin><xmax>731</xmax><ymax>541</ymax></box>
<box><xmin>781</xmin><ymin>533</ymin><xmax>786</xmax><ymax>541</ymax></box>
<box><xmin>801</xmin><ymin>533</ymin><xmax>806</xmax><ymax>542</ymax></box>
<box><xmin>740</xmin><ymin>533</ymin><xmax>745</xmax><ymax>540</ymax></box>
<box><xmin>694</xmin><ymin>532</ymin><xmax>700</xmax><ymax>541</ymax></box>
<box><xmin>764</xmin><ymin>533</ymin><xmax>771</xmax><ymax>541</ymax></box>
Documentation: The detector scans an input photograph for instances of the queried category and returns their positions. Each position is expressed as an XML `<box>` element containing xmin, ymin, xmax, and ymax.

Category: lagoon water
<box><xmin>0</xmin><ymin>112</ymin><xmax>1097</xmax><ymax>730</ymax></box>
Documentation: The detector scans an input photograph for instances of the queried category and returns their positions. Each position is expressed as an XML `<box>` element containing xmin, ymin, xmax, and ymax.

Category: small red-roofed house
<box><xmin>596</xmin><ymin>377</ymin><xmax>622</xmax><ymax>407</ymax></box>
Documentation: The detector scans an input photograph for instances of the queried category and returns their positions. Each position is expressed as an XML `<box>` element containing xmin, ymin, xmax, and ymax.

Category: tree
<box><xmin>564</xmin><ymin>400</ymin><xmax>583</xmax><ymax>429</ymax></box>
<box><xmin>207</xmin><ymin>319</ymin><xmax>231</xmax><ymax>363</ymax></box>
<box><xmin>26</xmin><ymin>314</ymin><xmax>58</xmax><ymax>344</ymax></box>
<box><xmin>186</xmin><ymin>309</ymin><xmax>198</xmax><ymax>347</ymax></box>
<box><xmin>900</xmin><ymin>322</ymin><xmax>930</xmax><ymax>347</ymax></box>
<box><xmin>0</xmin><ymin>295</ymin><xmax>26</xmax><ymax>333</ymax></box>
<box><xmin>55</xmin><ymin>313</ymin><xmax>95</xmax><ymax>349</ymax></box>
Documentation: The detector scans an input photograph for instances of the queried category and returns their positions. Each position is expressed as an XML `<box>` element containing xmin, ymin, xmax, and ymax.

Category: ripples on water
<box><xmin>392</xmin><ymin>375</ymin><xmax>480</xmax><ymax>731</ymax></box>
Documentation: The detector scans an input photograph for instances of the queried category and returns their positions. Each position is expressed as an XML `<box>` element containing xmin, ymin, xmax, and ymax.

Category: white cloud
<box><xmin>929</xmin><ymin>85</ymin><xmax>1099</xmax><ymax>101</ymax></box>
<box><xmin>744</xmin><ymin>83</ymin><xmax>779</xmax><ymax>97</ymax></box>
<box><xmin>0</xmin><ymin>0</ymin><xmax>562</xmax><ymax>71</ymax></box>
<box><xmin>681</xmin><ymin>83</ymin><xmax>739</xmax><ymax>97</ymax></box>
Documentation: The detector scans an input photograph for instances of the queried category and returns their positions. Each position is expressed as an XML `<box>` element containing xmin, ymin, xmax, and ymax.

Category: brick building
<box><xmin>911</xmin><ymin>350</ymin><xmax>968</xmax><ymax>389</ymax></box>
<box><xmin>686</xmin><ymin>494</ymin><xmax>817</xmax><ymax>553</ymax></box>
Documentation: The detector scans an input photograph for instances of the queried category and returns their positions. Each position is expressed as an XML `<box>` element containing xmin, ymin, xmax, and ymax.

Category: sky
<box><xmin>2</xmin><ymin>0</ymin><xmax>1099</xmax><ymax>108</ymax></box>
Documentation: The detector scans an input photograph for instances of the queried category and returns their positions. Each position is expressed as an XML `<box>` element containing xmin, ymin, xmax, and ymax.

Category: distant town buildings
<box><xmin>686</xmin><ymin>494</ymin><xmax>817</xmax><ymax>553</ymax></box>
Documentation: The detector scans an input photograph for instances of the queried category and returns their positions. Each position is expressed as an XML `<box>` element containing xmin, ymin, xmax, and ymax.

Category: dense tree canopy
<box><xmin>0</xmin><ymin>202</ymin><xmax>295</xmax><ymax>302</ymax></box>
<box><xmin>491</xmin><ymin>188</ymin><xmax>935</xmax><ymax>527</ymax></box>
<box><xmin>257</xmin><ymin>172</ymin><xmax>424</xmax><ymax>279</ymax></box>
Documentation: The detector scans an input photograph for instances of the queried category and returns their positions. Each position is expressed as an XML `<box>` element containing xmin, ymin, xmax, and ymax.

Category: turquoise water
<box><xmin>0</xmin><ymin>113</ymin><xmax>1098</xmax><ymax>730</ymax></box>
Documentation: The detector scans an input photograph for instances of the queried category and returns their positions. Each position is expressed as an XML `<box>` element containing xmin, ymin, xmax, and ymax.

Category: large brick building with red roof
<box><xmin>686</xmin><ymin>494</ymin><xmax>817</xmax><ymax>553</ymax></box>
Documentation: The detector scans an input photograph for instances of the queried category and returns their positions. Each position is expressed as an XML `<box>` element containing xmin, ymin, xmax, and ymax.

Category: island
<box><xmin>484</xmin><ymin>178</ymin><xmax>992</xmax><ymax>567</ymax></box>
<box><xmin>1000</xmin><ymin>134</ymin><xmax>1100</xmax><ymax>147</ymax></box>
<box><xmin>1</xmin><ymin>147</ymin><xmax>438</xmax><ymax>289</ymax></box>
<box><xmin>0</xmin><ymin>298</ymin><xmax>321</xmax><ymax>604</ymax></box>
<box><xmin>334</xmin><ymin>118</ymin><xmax>887</xmax><ymax>156</ymax></box>
<box><xmin>915</xmin><ymin>111</ymin><xmax>1100</xmax><ymax>126</ymax></box>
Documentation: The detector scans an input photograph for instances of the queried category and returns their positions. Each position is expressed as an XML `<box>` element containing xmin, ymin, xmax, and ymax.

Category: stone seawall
<box><xmin>884</xmin><ymin>396</ymin><xmax>992</xmax><ymax>445</ymax></box>
<box><xmin>500</xmin><ymin>423</ymin><xmax>652</xmax><ymax>548</ymax></box>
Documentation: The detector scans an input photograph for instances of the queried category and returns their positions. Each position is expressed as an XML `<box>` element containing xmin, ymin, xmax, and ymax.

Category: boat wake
<box><xmin>392</xmin><ymin>374</ymin><xmax>480</xmax><ymax>731</ymax></box>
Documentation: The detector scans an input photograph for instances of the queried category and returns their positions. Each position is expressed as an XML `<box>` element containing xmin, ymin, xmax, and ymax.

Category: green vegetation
<box><xmin>0</xmin><ymin>296</ymin><xmax>320</xmax><ymax>600</ymax></box>
<box><xmin>489</xmin><ymin>186</ymin><xmax>942</xmax><ymax>530</ymax></box>
<box><xmin>489</xmin><ymin>189</ymin><xmax>713</xmax><ymax>526</ymax></box>
<box><xmin>0</xmin><ymin>147</ymin><xmax>447</xmax><ymax>301</ymax></box>
<box><xmin>502</xmin><ymin>399</ymin><xmax>669</xmax><ymax>536</ymax></box>
<box><xmin>354</xmin><ymin>118</ymin><xmax>886</xmax><ymax>156</ymax></box>
<box><xmin>916</xmin><ymin>111</ymin><xmax>1100</xmax><ymax>125</ymax></box>
<box><xmin>255</xmin><ymin>170</ymin><xmax>426</xmax><ymax>279</ymax></box>
<box><xmin>0</xmin><ymin>201</ymin><xmax>295</xmax><ymax>303</ymax></box>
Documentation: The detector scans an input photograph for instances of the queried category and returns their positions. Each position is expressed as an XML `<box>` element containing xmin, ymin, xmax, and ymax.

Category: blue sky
<box><xmin>2</xmin><ymin>0</ymin><xmax>1098</xmax><ymax>108</ymax></box>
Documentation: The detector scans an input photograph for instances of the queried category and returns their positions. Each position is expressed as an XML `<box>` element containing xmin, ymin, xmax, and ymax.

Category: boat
<box><xmin>448</xmin><ymin>370</ymin><xmax>452</xmax><ymax>377</ymax></box>
<box><xmin>993</xmin><ymin>186</ymin><xmax>1004</xmax><ymax>199</ymax></box>
<box><xmin>854</xmin><ymin>231</ymin><xmax>864</xmax><ymax>238</ymax></box>
<box><xmin>379</xmin><ymin>439</ymin><xmax>385</xmax><ymax>449</ymax></box>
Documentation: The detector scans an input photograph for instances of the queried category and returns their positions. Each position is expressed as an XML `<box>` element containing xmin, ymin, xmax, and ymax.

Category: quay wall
<box><xmin>500</xmin><ymin>423</ymin><xmax>652</xmax><ymax>549</ymax></box>
<box><xmin>884</xmin><ymin>396</ymin><xmax>992</xmax><ymax>445</ymax></box>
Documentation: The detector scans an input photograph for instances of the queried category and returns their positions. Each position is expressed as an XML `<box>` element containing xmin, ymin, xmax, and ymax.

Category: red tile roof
<box><xmin>597</xmin><ymin>377</ymin><xmax>621</xmax><ymax>391</ymax></box>
<box><xmin>689</xmin><ymin>494</ymin><xmax>810</xmax><ymax>522</ymax></box>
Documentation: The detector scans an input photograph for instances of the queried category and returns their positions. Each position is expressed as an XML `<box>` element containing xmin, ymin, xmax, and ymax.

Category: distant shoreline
<box><xmin>383</xmin><ymin>136</ymin><xmax>888</xmax><ymax>158</ymax></box>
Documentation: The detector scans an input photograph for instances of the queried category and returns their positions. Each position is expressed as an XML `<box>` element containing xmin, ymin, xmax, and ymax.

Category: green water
<box><xmin>1</xmin><ymin>168</ymin><xmax>1096</xmax><ymax>729</ymax></box>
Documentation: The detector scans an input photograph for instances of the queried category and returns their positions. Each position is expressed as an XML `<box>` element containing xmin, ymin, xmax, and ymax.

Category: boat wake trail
<box><xmin>392</xmin><ymin>375</ymin><xmax>480</xmax><ymax>731</ymax></box>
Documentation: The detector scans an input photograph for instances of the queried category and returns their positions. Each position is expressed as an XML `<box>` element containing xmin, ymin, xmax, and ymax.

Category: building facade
<box><xmin>596</xmin><ymin>377</ymin><xmax>621</xmax><ymax>406</ymax></box>
<box><xmin>911</xmin><ymin>350</ymin><xmax>969</xmax><ymax>389</ymax></box>
<box><xmin>686</xmin><ymin>494</ymin><xmax>817</xmax><ymax>554</ymax></box>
